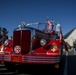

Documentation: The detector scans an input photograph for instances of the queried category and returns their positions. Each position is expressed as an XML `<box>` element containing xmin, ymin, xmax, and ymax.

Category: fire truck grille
<box><xmin>13</xmin><ymin>30</ymin><xmax>31</xmax><ymax>54</ymax></box>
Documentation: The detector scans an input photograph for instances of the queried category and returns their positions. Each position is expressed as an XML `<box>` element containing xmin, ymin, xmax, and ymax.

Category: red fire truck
<box><xmin>0</xmin><ymin>20</ymin><xmax>67</xmax><ymax>72</ymax></box>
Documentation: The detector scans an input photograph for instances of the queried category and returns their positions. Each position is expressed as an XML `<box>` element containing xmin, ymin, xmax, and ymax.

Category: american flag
<box><xmin>46</xmin><ymin>20</ymin><xmax>53</xmax><ymax>30</ymax></box>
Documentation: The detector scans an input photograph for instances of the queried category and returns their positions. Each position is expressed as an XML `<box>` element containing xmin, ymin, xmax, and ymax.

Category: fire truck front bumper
<box><xmin>3</xmin><ymin>54</ymin><xmax>61</xmax><ymax>64</ymax></box>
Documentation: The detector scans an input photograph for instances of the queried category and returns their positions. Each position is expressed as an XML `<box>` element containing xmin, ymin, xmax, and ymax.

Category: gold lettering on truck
<box><xmin>13</xmin><ymin>56</ymin><xmax>20</xmax><ymax>62</ymax></box>
<box><xmin>51</xmin><ymin>43</ymin><xmax>58</xmax><ymax>52</ymax></box>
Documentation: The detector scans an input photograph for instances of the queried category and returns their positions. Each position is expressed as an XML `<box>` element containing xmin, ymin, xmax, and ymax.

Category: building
<box><xmin>64</xmin><ymin>27</ymin><xmax>76</xmax><ymax>49</ymax></box>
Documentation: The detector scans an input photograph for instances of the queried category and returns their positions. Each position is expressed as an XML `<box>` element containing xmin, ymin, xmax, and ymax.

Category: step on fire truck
<box><xmin>0</xmin><ymin>20</ymin><xmax>67</xmax><ymax>73</ymax></box>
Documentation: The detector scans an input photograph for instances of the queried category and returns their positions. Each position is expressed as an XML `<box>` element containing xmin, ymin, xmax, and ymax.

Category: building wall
<box><xmin>65</xmin><ymin>28</ymin><xmax>76</xmax><ymax>47</ymax></box>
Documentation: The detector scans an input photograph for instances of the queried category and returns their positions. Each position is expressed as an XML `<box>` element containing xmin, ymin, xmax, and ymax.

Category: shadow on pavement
<box><xmin>17</xmin><ymin>57</ymin><xmax>66</xmax><ymax>75</ymax></box>
<box><xmin>67</xmin><ymin>55</ymin><xmax>76</xmax><ymax>75</ymax></box>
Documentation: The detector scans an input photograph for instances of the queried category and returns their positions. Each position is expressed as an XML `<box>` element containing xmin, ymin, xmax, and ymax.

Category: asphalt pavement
<box><xmin>67</xmin><ymin>55</ymin><xmax>76</xmax><ymax>75</ymax></box>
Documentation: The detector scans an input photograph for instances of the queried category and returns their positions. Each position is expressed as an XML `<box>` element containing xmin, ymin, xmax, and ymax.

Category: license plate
<box><xmin>13</xmin><ymin>56</ymin><xmax>20</xmax><ymax>62</ymax></box>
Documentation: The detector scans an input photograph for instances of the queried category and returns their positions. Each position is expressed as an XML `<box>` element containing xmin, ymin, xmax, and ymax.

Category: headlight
<box><xmin>4</xmin><ymin>40</ymin><xmax>9</xmax><ymax>46</ymax></box>
<box><xmin>14</xmin><ymin>45</ymin><xmax>21</xmax><ymax>54</ymax></box>
<box><xmin>40</xmin><ymin>39</ymin><xmax>47</xmax><ymax>46</ymax></box>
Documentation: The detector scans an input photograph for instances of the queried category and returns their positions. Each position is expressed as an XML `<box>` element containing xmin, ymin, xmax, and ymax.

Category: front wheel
<box><xmin>5</xmin><ymin>62</ymin><xmax>16</xmax><ymax>71</ymax></box>
<box><xmin>54</xmin><ymin>55</ymin><xmax>66</xmax><ymax>74</ymax></box>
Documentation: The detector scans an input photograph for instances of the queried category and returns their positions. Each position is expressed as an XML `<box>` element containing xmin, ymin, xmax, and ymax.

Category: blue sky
<box><xmin>0</xmin><ymin>0</ymin><xmax>76</xmax><ymax>37</ymax></box>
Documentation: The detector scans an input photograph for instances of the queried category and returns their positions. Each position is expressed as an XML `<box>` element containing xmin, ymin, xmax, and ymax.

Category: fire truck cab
<box><xmin>0</xmin><ymin>20</ymin><xmax>66</xmax><ymax>72</ymax></box>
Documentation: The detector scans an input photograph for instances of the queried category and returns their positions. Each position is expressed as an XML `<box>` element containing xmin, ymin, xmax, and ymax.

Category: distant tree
<box><xmin>0</xmin><ymin>27</ymin><xmax>2</xmax><ymax>33</ymax></box>
<box><xmin>0</xmin><ymin>27</ymin><xmax>2</xmax><ymax>39</ymax></box>
<box><xmin>2</xmin><ymin>28</ymin><xmax>8</xmax><ymax>35</ymax></box>
<box><xmin>0</xmin><ymin>27</ymin><xmax>8</xmax><ymax>45</ymax></box>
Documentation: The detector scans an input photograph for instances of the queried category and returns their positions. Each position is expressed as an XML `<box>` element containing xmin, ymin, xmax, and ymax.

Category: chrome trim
<box><xmin>22</xmin><ymin>56</ymin><xmax>60</xmax><ymax>63</ymax></box>
<box><xmin>4</xmin><ymin>55</ymin><xmax>11</xmax><ymax>61</ymax></box>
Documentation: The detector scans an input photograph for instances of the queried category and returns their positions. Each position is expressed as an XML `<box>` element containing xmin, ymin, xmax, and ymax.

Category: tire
<box><xmin>0</xmin><ymin>62</ymin><xmax>2</xmax><ymax>64</ymax></box>
<box><xmin>5</xmin><ymin>62</ymin><xmax>16</xmax><ymax>71</ymax></box>
<box><xmin>54</xmin><ymin>55</ymin><xmax>66</xmax><ymax>74</ymax></box>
